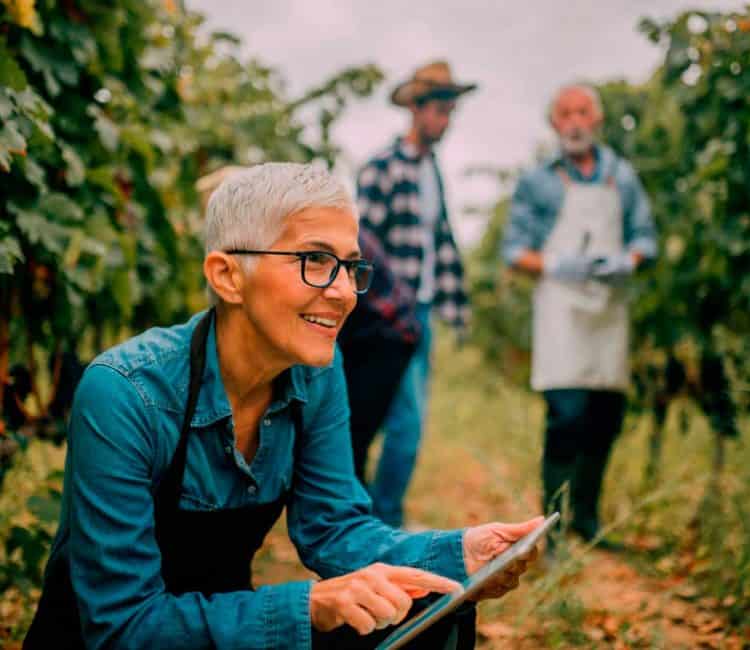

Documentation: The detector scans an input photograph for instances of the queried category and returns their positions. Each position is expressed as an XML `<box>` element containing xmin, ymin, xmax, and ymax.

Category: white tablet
<box><xmin>376</xmin><ymin>512</ymin><xmax>560</xmax><ymax>650</ymax></box>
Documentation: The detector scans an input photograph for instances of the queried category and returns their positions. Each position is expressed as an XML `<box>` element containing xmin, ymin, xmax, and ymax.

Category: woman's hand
<box><xmin>462</xmin><ymin>517</ymin><xmax>544</xmax><ymax>601</ymax></box>
<box><xmin>310</xmin><ymin>563</ymin><xmax>460</xmax><ymax>635</ymax></box>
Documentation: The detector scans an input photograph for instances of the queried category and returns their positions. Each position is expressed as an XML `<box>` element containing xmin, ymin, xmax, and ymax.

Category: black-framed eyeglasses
<box><xmin>224</xmin><ymin>249</ymin><xmax>374</xmax><ymax>295</ymax></box>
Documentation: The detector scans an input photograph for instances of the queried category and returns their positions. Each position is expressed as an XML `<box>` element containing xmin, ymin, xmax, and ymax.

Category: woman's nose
<box><xmin>323</xmin><ymin>264</ymin><xmax>356</xmax><ymax>301</ymax></box>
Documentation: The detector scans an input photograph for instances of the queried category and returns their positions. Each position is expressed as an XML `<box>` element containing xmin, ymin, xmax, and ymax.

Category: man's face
<box><xmin>550</xmin><ymin>88</ymin><xmax>602</xmax><ymax>155</ymax></box>
<box><xmin>413</xmin><ymin>98</ymin><xmax>456</xmax><ymax>146</ymax></box>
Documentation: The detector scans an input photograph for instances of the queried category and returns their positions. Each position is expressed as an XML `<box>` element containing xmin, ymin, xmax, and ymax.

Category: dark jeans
<box><xmin>371</xmin><ymin>304</ymin><xmax>432</xmax><ymax>527</ymax></box>
<box><xmin>542</xmin><ymin>389</ymin><xmax>626</xmax><ymax>538</ymax></box>
<box><xmin>342</xmin><ymin>336</ymin><xmax>417</xmax><ymax>481</ymax></box>
<box><xmin>312</xmin><ymin>600</ymin><xmax>476</xmax><ymax>649</ymax></box>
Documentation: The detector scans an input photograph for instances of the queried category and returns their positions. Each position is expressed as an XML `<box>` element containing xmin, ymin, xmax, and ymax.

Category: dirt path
<box><xmin>475</xmin><ymin>548</ymin><xmax>747</xmax><ymax>649</ymax></box>
<box><xmin>253</xmin><ymin>524</ymin><xmax>747</xmax><ymax>649</ymax></box>
<box><xmin>251</xmin><ymin>429</ymin><xmax>748</xmax><ymax>650</ymax></box>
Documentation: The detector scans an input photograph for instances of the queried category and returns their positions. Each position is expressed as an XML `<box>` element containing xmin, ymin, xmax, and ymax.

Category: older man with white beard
<box><xmin>502</xmin><ymin>84</ymin><xmax>658</xmax><ymax>550</ymax></box>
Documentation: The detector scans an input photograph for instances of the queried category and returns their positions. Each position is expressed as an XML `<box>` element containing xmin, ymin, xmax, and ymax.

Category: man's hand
<box><xmin>310</xmin><ymin>563</ymin><xmax>460</xmax><ymax>635</ymax></box>
<box><xmin>543</xmin><ymin>254</ymin><xmax>597</xmax><ymax>282</ymax></box>
<box><xmin>462</xmin><ymin>517</ymin><xmax>544</xmax><ymax>601</ymax></box>
<box><xmin>591</xmin><ymin>252</ymin><xmax>638</xmax><ymax>285</ymax></box>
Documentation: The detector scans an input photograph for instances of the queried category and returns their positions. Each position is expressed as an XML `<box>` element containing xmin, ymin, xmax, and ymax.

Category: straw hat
<box><xmin>390</xmin><ymin>61</ymin><xmax>477</xmax><ymax>107</ymax></box>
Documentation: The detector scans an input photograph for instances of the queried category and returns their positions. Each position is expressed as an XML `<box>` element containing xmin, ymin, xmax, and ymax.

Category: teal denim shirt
<box><xmin>48</xmin><ymin>311</ymin><xmax>467</xmax><ymax>649</ymax></box>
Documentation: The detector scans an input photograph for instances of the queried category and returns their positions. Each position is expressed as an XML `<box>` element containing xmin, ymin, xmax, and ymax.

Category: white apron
<box><xmin>531</xmin><ymin>171</ymin><xmax>629</xmax><ymax>392</ymax></box>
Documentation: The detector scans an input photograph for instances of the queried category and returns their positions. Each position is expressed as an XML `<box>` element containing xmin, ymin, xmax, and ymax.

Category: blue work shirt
<box><xmin>49</xmin><ymin>311</ymin><xmax>467</xmax><ymax>649</ymax></box>
<box><xmin>501</xmin><ymin>145</ymin><xmax>658</xmax><ymax>264</ymax></box>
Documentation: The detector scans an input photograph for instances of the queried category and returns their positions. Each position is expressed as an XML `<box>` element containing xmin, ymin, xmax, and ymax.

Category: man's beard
<box><xmin>419</xmin><ymin>127</ymin><xmax>444</xmax><ymax>148</ymax></box>
<box><xmin>560</xmin><ymin>128</ymin><xmax>594</xmax><ymax>155</ymax></box>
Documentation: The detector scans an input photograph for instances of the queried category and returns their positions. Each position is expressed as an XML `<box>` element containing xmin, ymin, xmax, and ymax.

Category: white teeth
<box><xmin>302</xmin><ymin>314</ymin><xmax>337</xmax><ymax>328</ymax></box>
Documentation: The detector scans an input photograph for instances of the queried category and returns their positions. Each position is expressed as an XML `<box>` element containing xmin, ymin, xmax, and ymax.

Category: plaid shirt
<box><xmin>338</xmin><ymin>229</ymin><xmax>420</xmax><ymax>349</ymax></box>
<box><xmin>356</xmin><ymin>138</ymin><xmax>470</xmax><ymax>330</ymax></box>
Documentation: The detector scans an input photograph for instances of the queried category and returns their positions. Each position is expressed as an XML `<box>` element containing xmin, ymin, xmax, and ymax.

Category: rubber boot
<box><xmin>572</xmin><ymin>453</ymin><xmax>623</xmax><ymax>551</ymax></box>
<box><xmin>542</xmin><ymin>456</ymin><xmax>576</xmax><ymax>555</ymax></box>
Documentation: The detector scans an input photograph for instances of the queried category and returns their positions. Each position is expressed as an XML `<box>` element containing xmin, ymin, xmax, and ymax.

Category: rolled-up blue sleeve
<box><xmin>287</xmin><ymin>349</ymin><xmax>467</xmax><ymax>584</ymax></box>
<box><xmin>502</xmin><ymin>174</ymin><xmax>540</xmax><ymax>265</ymax></box>
<box><xmin>68</xmin><ymin>365</ymin><xmax>314</xmax><ymax>650</ymax></box>
<box><xmin>619</xmin><ymin>161</ymin><xmax>658</xmax><ymax>260</ymax></box>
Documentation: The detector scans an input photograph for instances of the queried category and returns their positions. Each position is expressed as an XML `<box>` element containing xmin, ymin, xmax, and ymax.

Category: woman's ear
<box><xmin>204</xmin><ymin>252</ymin><xmax>245</xmax><ymax>304</ymax></box>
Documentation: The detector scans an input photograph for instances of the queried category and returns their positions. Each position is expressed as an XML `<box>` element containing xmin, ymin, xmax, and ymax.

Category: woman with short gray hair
<box><xmin>26</xmin><ymin>162</ymin><xmax>540</xmax><ymax>650</ymax></box>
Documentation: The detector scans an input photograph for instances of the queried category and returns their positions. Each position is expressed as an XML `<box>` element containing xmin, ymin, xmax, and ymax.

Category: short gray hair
<box><xmin>547</xmin><ymin>83</ymin><xmax>604</xmax><ymax>123</ymax></box>
<box><xmin>204</xmin><ymin>162</ymin><xmax>357</xmax><ymax>303</ymax></box>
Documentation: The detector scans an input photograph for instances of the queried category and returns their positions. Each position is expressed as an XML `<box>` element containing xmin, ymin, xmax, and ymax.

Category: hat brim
<box><xmin>390</xmin><ymin>80</ymin><xmax>477</xmax><ymax>107</ymax></box>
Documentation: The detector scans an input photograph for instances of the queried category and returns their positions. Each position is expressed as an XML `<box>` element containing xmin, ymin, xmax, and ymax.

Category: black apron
<box><xmin>24</xmin><ymin>309</ymin><xmax>295</xmax><ymax>648</ymax></box>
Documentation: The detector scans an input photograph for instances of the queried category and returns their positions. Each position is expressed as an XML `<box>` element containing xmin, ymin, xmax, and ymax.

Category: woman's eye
<box><xmin>306</xmin><ymin>252</ymin><xmax>331</xmax><ymax>266</ymax></box>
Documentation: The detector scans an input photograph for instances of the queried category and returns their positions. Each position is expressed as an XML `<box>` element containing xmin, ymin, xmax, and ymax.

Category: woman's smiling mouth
<box><xmin>301</xmin><ymin>314</ymin><xmax>337</xmax><ymax>327</ymax></box>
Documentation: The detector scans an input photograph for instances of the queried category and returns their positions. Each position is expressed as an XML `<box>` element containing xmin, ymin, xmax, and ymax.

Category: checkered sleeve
<box><xmin>358</xmin><ymin>230</ymin><xmax>420</xmax><ymax>343</ymax></box>
<box><xmin>356</xmin><ymin>161</ymin><xmax>390</xmax><ymax>241</ymax></box>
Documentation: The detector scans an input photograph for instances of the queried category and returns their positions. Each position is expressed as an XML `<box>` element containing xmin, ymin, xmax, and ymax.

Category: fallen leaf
<box><xmin>695</xmin><ymin>632</ymin><xmax>724</xmax><ymax>649</ymax></box>
<box><xmin>697</xmin><ymin>618</ymin><xmax>725</xmax><ymax>634</ymax></box>
<box><xmin>675</xmin><ymin>584</ymin><xmax>700</xmax><ymax>600</ymax></box>
<box><xmin>664</xmin><ymin>600</ymin><xmax>689</xmax><ymax>622</ymax></box>
<box><xmin>583</xmin><ymin>625</ymin><xmax>606</xmax><ymax>642</ymax></box>
<box><xmin>602</xmin><ymin>615</ymin><xmax>620</xmax><ymax>638</ymax></box>
<box><xmin>627</xmin><ymin>533</ymin><xmax>663</xmax><ymax>551</ymax></box>
<box><xmin>697</xmin><ymin>596</ymin><xmax>719</xmax><ymax>611</ymax></box>
<box><xmin>476</xmin><ymin>621</ymin><xmax>516</xmax><ymax>640</ymax></box>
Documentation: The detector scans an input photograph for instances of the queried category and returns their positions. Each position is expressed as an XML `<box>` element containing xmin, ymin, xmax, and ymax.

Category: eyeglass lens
<box><xmin>302</xmin><ymin>253</ymin><xmax>372</xmax><ymax>293</ymax></box>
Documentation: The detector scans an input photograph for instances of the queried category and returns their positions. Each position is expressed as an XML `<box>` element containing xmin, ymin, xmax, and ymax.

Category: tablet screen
<box><xmin>376</xmin><ymin>512</ymin><xmax>560</xmax><ymax>650</ymax></box>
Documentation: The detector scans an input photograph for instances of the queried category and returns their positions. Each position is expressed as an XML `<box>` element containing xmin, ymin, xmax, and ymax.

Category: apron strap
<box><xmin>557</xmin><ymin>159</ymin><xmax>620</xmax><ymax>188</ymax></box>
<box><xmin>603</xmin><ymin>157</ymin><xmax>620</xmax><ymax>189</ymax></box>
<box><xmin>157</xmin><ymin>308</ymin><xmax>214</xmax><ymax>512</ymax></box>
<box><xmin>156</xmin><ymin>309</ymin><xmax>306</xmax><ymax>511</ymax></box>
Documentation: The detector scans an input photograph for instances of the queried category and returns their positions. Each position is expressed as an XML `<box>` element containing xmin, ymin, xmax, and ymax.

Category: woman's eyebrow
<box><xmin>301</xmin><ymin>241</ymin><xmax>362</xmax><ymax>259</ymax></box>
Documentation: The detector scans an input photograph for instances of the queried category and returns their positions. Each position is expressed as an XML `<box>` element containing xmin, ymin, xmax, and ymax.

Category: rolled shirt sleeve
<box><xmin>502</xmin><ymin>173</ymin><xmax>541</xmax><ymax>266</ymax></box>
<box><xmin>503</xmin><ymin>150</ymin><xmax>658</xmax><ymax>266</ymax></box>
<box><xmin>68</xmin><ymin>365</ymin><xmax>314</xmax><ymax>650</ymax></box>
<box><xmin>287</xmin><ymin>349</ymin><xmax>468</xmax><ymax>584</ymax></box>
<box><xmin>619</xmin><ymin>161</ymin><xmax>658</xmax><ymax>261</ymax></box>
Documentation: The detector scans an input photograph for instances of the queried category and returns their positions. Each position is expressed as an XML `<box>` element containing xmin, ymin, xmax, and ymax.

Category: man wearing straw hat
<box><xmin>355</xmin><ymin>61</ymin><xmax>476</xmax><ymax>528</ymax></box>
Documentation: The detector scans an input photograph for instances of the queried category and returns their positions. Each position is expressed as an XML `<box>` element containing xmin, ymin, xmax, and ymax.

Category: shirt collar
<box><xmin>544</xmin><ymin>144</ymin><xmax>617</xmax><ymax>180</ymax></box>
<box><xmin>189</xmin><ymin>312</ymin><xmax>308</xmax><ymax>428</ymax></box>
<box><xmin>394</xmin><ymin>136</ymin><xmax>433</xmax><ymax>162</ymax></box>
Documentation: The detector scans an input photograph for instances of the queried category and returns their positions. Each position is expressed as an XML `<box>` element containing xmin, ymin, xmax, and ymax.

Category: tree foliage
<box><xmin>599</xmin><ymin>11</ymin><xmax>750</xmax><ymax>420</ymax></box>
<box><xmin>0</xmin><ymin>0</ymin><xmax>383</xmax><ymax>619</ymax></box>
<box><xmin>468</xmin><ymin>9</ymin><xmax>750</xmax><ymax>620</ymax></box>
<box><xmin>472</xmin><ymin>7</ymin><xmax>750</xmax><ymax>419</ymax></box>
<box><xmin>0</xmin><ymin>0</ymin><xmax>382</xmax><ymax>460</ymax></box>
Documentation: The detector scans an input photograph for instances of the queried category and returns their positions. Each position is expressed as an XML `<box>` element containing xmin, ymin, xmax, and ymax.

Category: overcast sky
<box><xmin>189</xmin><ymin>1</ymin><xmax>740</xmax><ymax>245</ymax></box>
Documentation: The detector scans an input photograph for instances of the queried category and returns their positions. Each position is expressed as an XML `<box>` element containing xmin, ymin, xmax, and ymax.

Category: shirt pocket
<box><xmin>178</xmin><ymin>489</ymin><xmax>220</xmax><ymax>511</ymax></box>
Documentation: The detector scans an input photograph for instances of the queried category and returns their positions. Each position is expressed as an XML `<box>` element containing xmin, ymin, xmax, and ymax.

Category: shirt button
<box><xmin>263</xmin><ymin>418</ymin><xmax>272</xmax><ymax>426</ymax></box>
<box><xmin>247</xmin><ymin>484</ymin><xmax>257</xmax><ymax>495</ymax></box>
